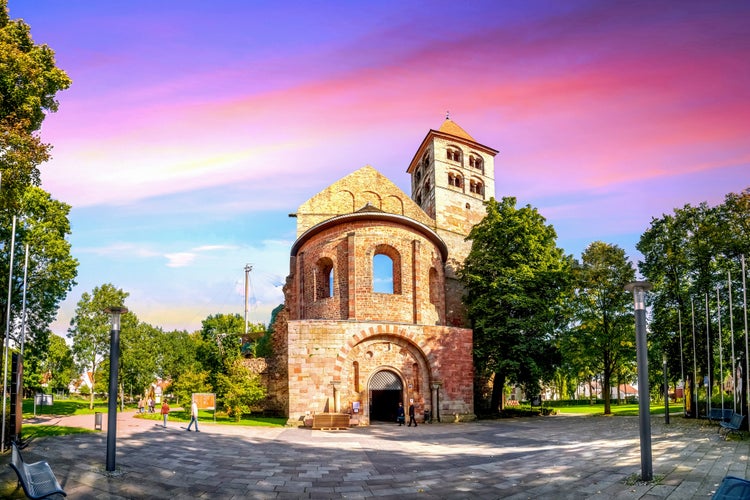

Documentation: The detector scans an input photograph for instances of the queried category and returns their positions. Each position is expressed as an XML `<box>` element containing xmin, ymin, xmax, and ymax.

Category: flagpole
<box><xmin>1</xmin><ymin>216</ymin><xmax>17</xmax><ymax>453</ymax></box>
<box><xmin>717</xmin><ymin>286</ymin><xmax>724</xmax><ymax>415</ymax></box>
<box><xmin>20</xmin><ymin>244</ymin><xmax>29</xmax><ymax>355</ymax></box>
<box><xmin>692</xmin><ymin>298</ymin><xmax>698</xmax><ymax>418</ymax></box>
<box><xmin>678</xmin><ymin>308</ymin><xmax>685</xmax><ymax>415</ymax></box>
<box><xmin>728</xmin><ymin>271</ymin><xmax>736</xmax><ymax>413</ymax></box>
<box><xmin>705</xmin><ymin>293</ymin><xmax>711</xmax><ymax>417</ymax></box>
<box><xmin>742</xmin><ymin>255</ymin><xmax>749</xmax><ymax>417</ymax></box>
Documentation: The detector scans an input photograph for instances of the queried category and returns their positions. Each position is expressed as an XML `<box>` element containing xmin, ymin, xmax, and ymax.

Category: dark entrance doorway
<box><xmin>369</xmin><ymin>370</ymin><xmax>403</xmax><ymax>422</ymax></box>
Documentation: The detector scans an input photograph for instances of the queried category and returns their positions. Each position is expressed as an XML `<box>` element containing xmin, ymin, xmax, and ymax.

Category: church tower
<box><xmin>406</xmin><ymin>117</ymin><xmax>498</xmax><ymax>326</ymax></box>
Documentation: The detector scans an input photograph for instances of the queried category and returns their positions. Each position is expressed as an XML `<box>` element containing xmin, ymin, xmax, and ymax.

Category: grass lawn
<box><xmin>133</xmin><ymin>408</ymin><xmax>287</xmax><ymax>427</ymax></box>
<box><xmin>553</xmin><ymin>402</ymin><xmax>678</xmax><ymax>416</ymax></box>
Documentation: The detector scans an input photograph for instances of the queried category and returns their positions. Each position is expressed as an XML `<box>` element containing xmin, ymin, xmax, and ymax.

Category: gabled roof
<box><xmin>438</xmin><ymin>118</ymin><xmax>475</xmax><ymax>142</ymax></box>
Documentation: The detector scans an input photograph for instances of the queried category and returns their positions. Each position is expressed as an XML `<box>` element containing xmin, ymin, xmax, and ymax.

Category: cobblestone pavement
<box><xmin>0</xmin><ymin>410</ymin><xmax>747</xmax><ymax>499</ymax></box>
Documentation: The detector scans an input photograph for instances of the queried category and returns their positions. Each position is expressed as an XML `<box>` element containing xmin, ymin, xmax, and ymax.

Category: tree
<box><xmin>459</xmin><ymin>197</ymin><xmax>572</xmax><ymax>412</ymax></box>
<box><xmin>157</xmin><ymin>329</ymin><xmax>200</xmax><ymax>383</ymax></box>
<box><xmin>638</xmin><ymin>188</ymin><xmax>750</xmax><ymax>414</ymax></box>
<box><xmin>170</xmin><ymin>368</ymin><xmax>211</xmax><ymax>407</ymax></box>
<box><xmin>197</xmin><ymin>313</ymin><xmax>244</xmax><ymax>389</ymax></box>
<box><xmin>0</xmin><ymin>0</ymin><xmax>71</xmax><ymax>213</ymax></box>
<box><xmin>120</xmin><ymin>321</ymin><xmax>161</xmax><ymax>399</ymax></box>
<box><xmin>562</xmin><ymin>242</ymin><xmax>636</xmax><ymax>414</ymax></box>
<box><xmin>67</xmin><ymin>284</ymin><xmax>130</xmax><ymax>409</ymax></box>
<box><xmin>43</xmin><ymin>333</ymin><xmax>76</xmax><ymax>392</ymax></box>
<box><xmin>217</xmin><ymin>358</ymin><xmax>266</xmax><ymax>421</ymax></box>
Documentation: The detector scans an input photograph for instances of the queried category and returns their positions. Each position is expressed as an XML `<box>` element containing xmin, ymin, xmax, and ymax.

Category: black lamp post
<box><xmin>625</xmin><ymin>281</ymin><xmax>653</xmax><ymax>482</ymax></box>
<box><xmin>105</xmin><ymin>306</ymin><xmax>127</xmax><ymax>472</ymax></box>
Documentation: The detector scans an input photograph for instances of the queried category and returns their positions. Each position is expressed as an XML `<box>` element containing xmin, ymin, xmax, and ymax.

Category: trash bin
<box><xmin>424</xmin><ymin>409</ymin><xmax>431</xmax><ymax>424</ymax></box>
<box><xmin>94</xmin><ymin>412</ymin><xmax>102</xmax><ymax>430</ymax></box>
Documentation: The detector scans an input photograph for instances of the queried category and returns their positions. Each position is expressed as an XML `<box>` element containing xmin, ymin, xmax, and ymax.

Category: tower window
<box><xmin>469</xmin><ymin>180</ymin><xmax>484</xmax><ymax>197</ymax></box>
<box><xmin>448</xmin><ymin>172</ymin><xmax>462</xmax><ymax>188</ymax></box>
<box><xmin>446</xmin><ymin>148</ymin><xmax>462</xmax><ymax>162</ymax></box>
<box><xmin>469</xmin><ymin>155</ymin><xmax>484</xmax><ymax>172</ymax></box>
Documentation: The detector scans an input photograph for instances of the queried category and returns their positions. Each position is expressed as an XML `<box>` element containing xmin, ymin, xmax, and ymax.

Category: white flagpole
<box><xmin>729</xmin><ymin>271</ymin><xmax>736</xmax><ymax>413</ymax></box>
<box><xmin>20</xmin><ymin>244</ymin><xmax>29</xmax><ymax>356</ymax></box>
<box><xmin>705</xmin><ymin>293</ymin><xmax>712</xmax><ymax>417</ymax></box>
<box><xmin>742</xmin><ymin>255</ymin><xmax>749</xmax><ymax>416</ymax></box>
<box><xmin>692</xmin><ymin>298</ymin><xmax>698</xmax><ymax>417</ymax></box>
<box><xmin>679</xmin><ymin>308</ymin><xmax>685</xmax><ymax>414</ymax></box>
<box><xmin>717</xmin><ymin>286</ymin><xmax>724</xmax><ymax>415</ymax></box>
<box><xmin>1</xmin><ymin>216</ymin><xmax>17</xmax><ymax>453</ymax></box>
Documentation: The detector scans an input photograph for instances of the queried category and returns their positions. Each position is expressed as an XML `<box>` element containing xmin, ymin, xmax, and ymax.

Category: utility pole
<box><xmin>244</xmin><ymin>264</ymin><xmax>252</xmax><ymax>335</ymax></box>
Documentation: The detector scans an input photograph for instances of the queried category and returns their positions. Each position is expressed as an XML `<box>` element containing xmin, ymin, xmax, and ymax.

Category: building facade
<box><xmin>271</xmin><ymin>119</ymin><xmax>498</xmax><ymax>425</ymax></box>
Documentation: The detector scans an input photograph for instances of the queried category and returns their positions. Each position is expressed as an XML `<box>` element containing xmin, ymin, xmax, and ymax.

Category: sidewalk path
<box><xmin>1</xmin><ymin>410</ymin><xmax>747</xmax><ymax>499</ymax></box>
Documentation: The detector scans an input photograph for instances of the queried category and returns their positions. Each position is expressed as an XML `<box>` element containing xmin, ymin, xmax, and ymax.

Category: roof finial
<box><xmin>446</xmin><ymin>110</ymin><xmax>450</xmax><ymax>120</ymax></box>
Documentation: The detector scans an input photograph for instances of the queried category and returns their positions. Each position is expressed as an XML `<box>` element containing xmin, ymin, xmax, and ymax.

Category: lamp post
<box><xmin>625</xmin><ymin>281</ymin><xmax>653</xmax><ymax>482</ymax></box>
<box><xmin>663</xmin><ymin>353</ymin><xmax>669</xmax><ymax>425</ymax></box>
<box><xmin>105</xmin><ymin>306</ymin><xmax>127</xmax><ymax>472</ymax></box>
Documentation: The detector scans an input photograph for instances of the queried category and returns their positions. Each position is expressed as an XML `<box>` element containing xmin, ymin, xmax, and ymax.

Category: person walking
<box><xmin>161</xmin><ymin>400</ymin><xmax>170</xmax><ymax>428</ymax></box>
<box><xmin>397</xmin><ymin>401</ymin><xmax>405</xmax><ymax>426</ymax></box>
<box><xmin>186</xmin><ymin>399</ymin><xmax>200</xmax><ymax>432</ymax></box>
<box><xmin>408</xmin><ymin>402</ymin><xmax>417</xmax><ymax>427</ymax></box>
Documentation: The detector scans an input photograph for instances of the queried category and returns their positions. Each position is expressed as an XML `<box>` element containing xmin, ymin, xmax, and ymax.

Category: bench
<box><xmin>9</xmin><ymin>442</ymin><xmax>67</xmax><ymax>499</ymax></box>
<box><xmin>311</xmin><ymin>413</ymin><xmax>350</xmax><ymax>430</ymax></box>
<box><xmin>719</xmin><ymin>412</ymin><xmax>746</xmax><ymax>440</ymax></box>
<box><xmin>709</xmin><ymin>408</ymin><xmax>733</xmax><ymax>423</ymax></box>
<box><xmin>712</xmin><ymin>475</ymin><xmax>750</xmax><ymax>499</ymax></box>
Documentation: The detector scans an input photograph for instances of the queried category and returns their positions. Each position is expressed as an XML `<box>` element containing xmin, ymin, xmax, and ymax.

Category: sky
<box><xmin>7</xmin><ymin>0</ymin><xmax>750</xmax><ymax>337</ymax></box>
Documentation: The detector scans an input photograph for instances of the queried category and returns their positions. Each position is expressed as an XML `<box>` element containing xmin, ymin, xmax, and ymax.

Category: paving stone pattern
<box><xmin>0</xmin><ymin>411</ymin><xmax>747</xmax><ymax>499</ymax></box>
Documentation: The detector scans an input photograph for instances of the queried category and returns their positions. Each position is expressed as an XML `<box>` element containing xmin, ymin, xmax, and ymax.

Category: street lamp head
<box><xmin>625</xmin><ymin>281</ymin><xmax>652</xmax><ymax>310</ymax></box>
<box><xmin>104</xmin><ymin>306</ymin><xmax>128</xmax><ymax>330</ymax></box>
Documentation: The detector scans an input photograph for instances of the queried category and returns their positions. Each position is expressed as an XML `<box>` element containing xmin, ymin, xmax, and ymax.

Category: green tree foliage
<box><xmin>170</xmin><ymin>368</ymin><xmax>211</xmax><ymax>407</ymax></box>
<box><xmin>67</xmin><ymin>284</ymin><xmax>130</xmax><ymax>409</ymax></box>
<box><xmin>157</xmin><ymin>329</ymin><xmax>200</xmax><ymax>384</ymax></box>
<box><xmin>0</xmin><ymin>0</ymin><xmax>71</xmax><ymax>213</ymax></box>
<box><xmin>217</xmin><ymin>358</ymin><xmax>266</xmax><ymax>421</ymax></box>
<box><xmin>561</xmin><ymin>242</ymin><xmax>635</xmax><ymax>414</ymax></box>
<box><xmin>197</xmin><ymin>313</ymin><xmax>244</xmax><ymax>389</ymax></box>
<box><xmin>638</xmin><ymin>188</ymin><xmax>750</xmax><ymax>395</ymax></box>
<box><xmin>43</xmin><ymin>333</ymin><xmax>76</xmax><ymax>392</ymax></box>
<box><xmin>120</xmin><ymin>321</ymin><xmax>162</xmax><ymax>399</ymax></box>
<box><xmin>460</xmin><ymin>197</ymin><xmax>572</xmax><ymax>411</ymax></box>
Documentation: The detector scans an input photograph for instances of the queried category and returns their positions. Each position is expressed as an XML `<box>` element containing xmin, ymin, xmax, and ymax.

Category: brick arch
<box><xmin>360</xmin><ymin>190</ymin><xmax>382</xmax><ymax>209</ymax></box>
<box><xmin>331</xmin><ymin>327</ymin><xmax>435</xmax><ymax>383</ymax></box>
<box><xmin>333</xmin><ymin>189</ymin><xmax>356</xmax><ymax>212</ymax></box>
<box><xmin>382</xmin><ymin>194</ymin><xmax>405</xmax><ymax>215</ymax></box>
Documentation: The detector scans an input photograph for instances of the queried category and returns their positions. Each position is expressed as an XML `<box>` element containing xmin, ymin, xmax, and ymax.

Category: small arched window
<box><xmin>446</xmin><ymin>148</ymin><xmax>462</xmax><ymax>162</ymax></box>
<box><xmin>315</xmin><ymin>257</ymin><xmax>334</xmax><ymax>299</ymax></box>
<box><xmin>469</xmin><ymin>155</ymin><xmax>484</xmax><ymax>172</ymax></box>
<box><xmin>448</xmin><ymin>173</ymin><xmax>462</xmax><ymax>188</ymax></box>
<box><xmin>372</xmin><ymin>244</ymin><xmax>402</xmax><ymax>294</ymax></box>
<box><xmin>469</xmin><ymin>180</ymin><xmax>484</xmax><ymax>197</ymax></box>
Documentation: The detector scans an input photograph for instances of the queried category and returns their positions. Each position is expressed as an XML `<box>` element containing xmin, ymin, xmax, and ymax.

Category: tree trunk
<box><xmin>603</xmin><ymin>368</ymin><xmax>612</xmax><ymax>414</ymax></box>
<box><xmin>491</xmin><ymin>372</ymin><xmax>505</xmax><ymax>412</ymax></box>
<box><xmin>89</xmin><ymin>365</ymin><xmax>95</xmax><ymax>410</ymax></box>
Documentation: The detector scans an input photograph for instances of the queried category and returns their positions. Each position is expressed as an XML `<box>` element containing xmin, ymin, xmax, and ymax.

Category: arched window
<box><xmin>372</xmin><ymin>244</ymin><xmax>401</xmax><ymax>294</ymax></box>
<box><xmin>446</xmin><ymin>148</ymin><xmax>462</xmax><ymax>162</ymax></box>
<box><xmin>448</xmin><ymin>172</ymin><xmax>462</xmax><ymax>188</ymax></box>
<box><xmin>469</xmin><ymin>180</ymin><xmax>484</xmax><ymax>197</ymax></box>
<box><xmin>315</xmin><ymin>257</ymin><xmax>334</xmax><ymax>299</ymax></box>
<box><xmin>469</xmin><ymin>155</ymin><xmax>484</xmax><ymax>172</ymax></box>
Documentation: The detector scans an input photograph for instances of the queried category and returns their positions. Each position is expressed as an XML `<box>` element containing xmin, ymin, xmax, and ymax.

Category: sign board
<box><xmin>192</xmin><ymin>392</ymin><xmax>216</xmax><ymax>410</ymax></box>
<box><xmin>35</xmin><ymin>393</ymin><xmax>54</xmax><ymax>406</ymax></box>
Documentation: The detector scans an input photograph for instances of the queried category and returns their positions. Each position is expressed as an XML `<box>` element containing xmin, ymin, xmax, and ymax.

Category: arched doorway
<box><xmin>369</xmin><ymin>370</ymin><xmax>402</xmax><ymax>422</ymax></box>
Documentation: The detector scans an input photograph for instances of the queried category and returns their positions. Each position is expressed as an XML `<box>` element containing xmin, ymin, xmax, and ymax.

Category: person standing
<box><xmin>408</xmin><ymin>402</ymin><xmax>417</xmax><ymax>427</ymax></box>
<box><xmin>138</xmin><ymin>398</ymin><xmax>144</xmax><ymax>414</ymax></box>
<box><xmin>397</xmin><ymin>401</ymin><xmax>405</xmax><ymax>426</ymax></box>
<box><xmin>161</xmin><ymin>400</ymin><xmax>170</xmax><ymax>428</ymax></box>
<box><xmin>186</xmin><ymin>399</ymin><xmax>200</xmax><ymax>432</ymax></box>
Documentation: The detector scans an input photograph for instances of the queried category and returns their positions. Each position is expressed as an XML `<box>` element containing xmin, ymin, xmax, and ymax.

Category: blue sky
<box><xmin>7</xmin><ymin>0</ymin><xmax>749</xmax><ymax>335</ymax></box>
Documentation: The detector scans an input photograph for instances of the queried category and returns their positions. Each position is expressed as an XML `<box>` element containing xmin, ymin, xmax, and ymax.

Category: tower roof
<box><xmin>407</xmin><ymin>118</ymin><xmax>498</xmax><ymax>173</ymax></box>
<box><xmin>438</xmin><ymin>118</ymin><xmax>475</xmax><ymax>142</ymax></box>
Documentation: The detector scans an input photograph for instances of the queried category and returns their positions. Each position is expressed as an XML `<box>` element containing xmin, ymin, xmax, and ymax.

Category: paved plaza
<box><xmin>0</xmin><ymin>410</ymin><xmax>748</xmax><ymax>499</ymax></box>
